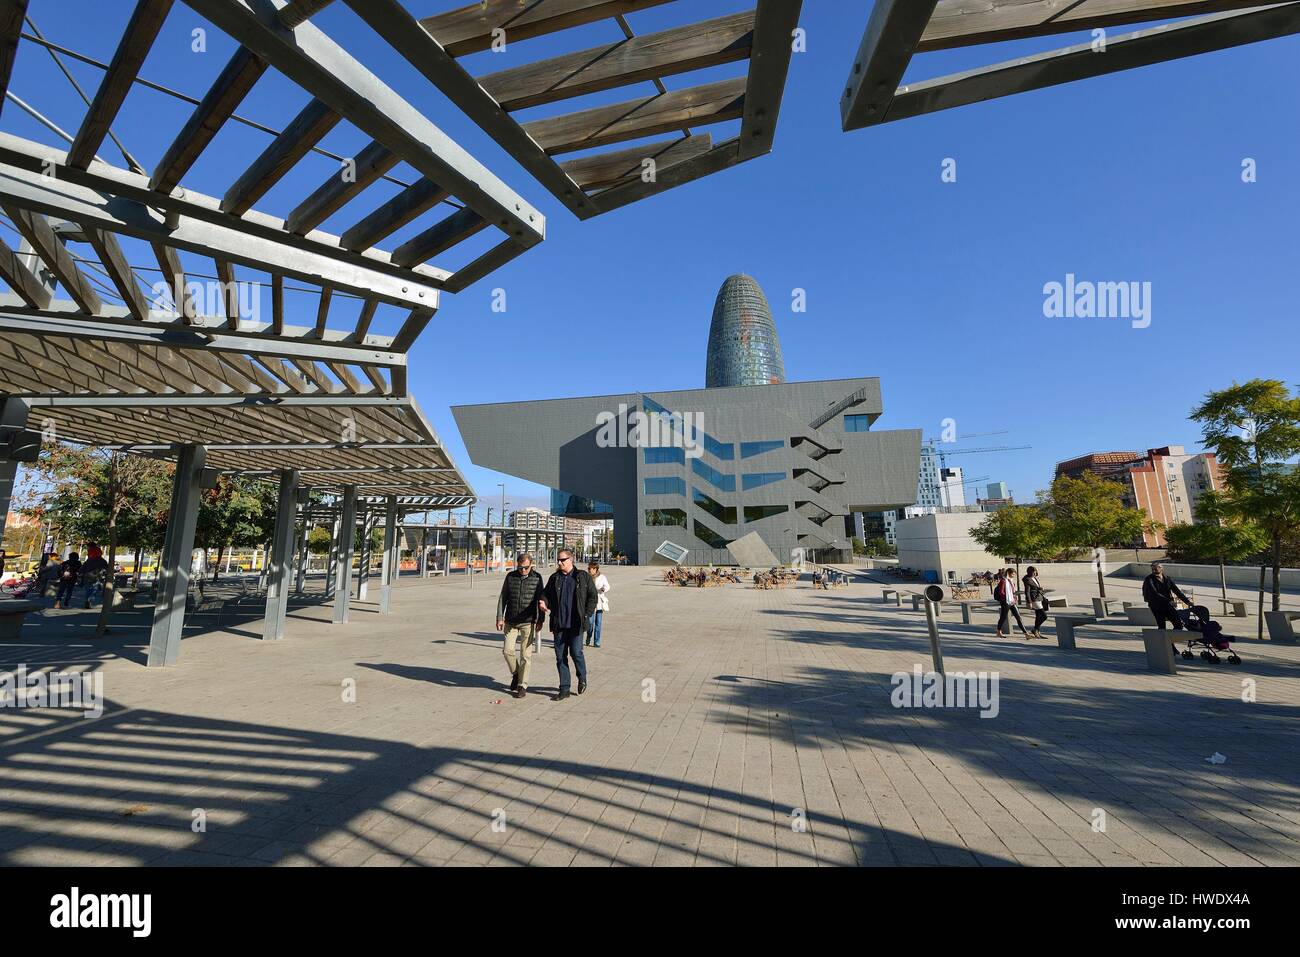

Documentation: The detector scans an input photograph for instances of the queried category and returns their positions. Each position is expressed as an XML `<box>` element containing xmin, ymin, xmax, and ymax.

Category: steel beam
<box><xmin>147</xmin><ymin>443</ymin><xmax>206</xmax><ymax>667</ymax></box>
<box><xmin>379</xmin><ymin>493</ymin><xmax>396</xmax><ymax>614</ymax></box>
<box><xmin>739</xmin><ymin>0</ymin><xmax>803</xmax><ymax>160</ymax></box>
<box><xmin>331</xmin><ymin>484</ymin><xmax>356</xmax><ymax>623</ymax></box>
<box><xmin>840</xmin><ymin>0</ymin><xmax>939</xmax><ymax>131</ymax></box>
<box><xmin>181</xmin><ymin>0</ymin><xmax>545</xmax><ymax>247</ymax></box>
<box><xmin>261</xmin><ymin>467</ymin><xmax>299</xmax><ymax>640</ymax></box>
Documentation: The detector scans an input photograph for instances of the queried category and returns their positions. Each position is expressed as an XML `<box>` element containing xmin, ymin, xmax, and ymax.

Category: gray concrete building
<box><xmin>452</xmin><ymin>377</ymin><xmax>920</xmax><ymax>565</ymax></box>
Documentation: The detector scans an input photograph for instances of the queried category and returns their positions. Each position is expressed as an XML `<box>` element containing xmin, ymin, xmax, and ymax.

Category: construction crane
<box><xmin>922</xmin><ymin>429</ymin><xmax>1009</xmax><ymax>444</ymax></box>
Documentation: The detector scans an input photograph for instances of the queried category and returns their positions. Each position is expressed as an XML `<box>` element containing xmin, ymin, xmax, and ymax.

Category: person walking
<box><xmin>80</xmin><ymin>545</ymin><xmax>110</xmax><ymax>609</ymax></box>
<box><xmin>542</xmin><ymin>549</ymin><xmax>597</xmax><ymax>701</ymax></box>
<box><xmin>994</xmin><ymin>567</ymin><xmax>1029</xmax><ymax>638</ymax></box>
<box><xmin>495</xmin><ymin>552</ymin><xmax>545</xmax><ymax>699</ymax></box>
<box><xmin>585</xmin><ymin>561</ymin><xmax>610</xmax><ymax>648</ymax></box>
<box><xmin>1023</xmin><ymin>566</ymin><xmax>1049</xmax><ymax>639</ymax></box>
<box><xmin>1143</xmin><ymin>562</ymin><xmax>1192</xmax><ymax>632</ymax></box>
<box><xmin>54</xmin><ymin>550</ymin><xmax>82</xmax><ymax>609</ymax></box>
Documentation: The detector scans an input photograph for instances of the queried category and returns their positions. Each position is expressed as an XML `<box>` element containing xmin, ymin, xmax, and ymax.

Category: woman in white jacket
<box><xmin>585</xmin><ymin>562</ymin><xmax>611</xmax><ymax>648</ymax></box>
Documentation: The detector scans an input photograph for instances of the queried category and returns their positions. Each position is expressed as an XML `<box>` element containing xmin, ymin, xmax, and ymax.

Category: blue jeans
<box><xmin>553</xmin><ymin>625</ymin><xmax>586</xmax><ymax>691</ymax></box>
<box><xmin>585</xmin><ymin>610</ymin><xmax>604</xmax><ymax>646</ymax></box>
<box><xmin>56</xmin><ymin>580</ymin><xmax>76</xmax><ymax>606</ymax></box>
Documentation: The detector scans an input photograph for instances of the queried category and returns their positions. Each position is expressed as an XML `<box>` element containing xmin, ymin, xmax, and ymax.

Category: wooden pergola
<box><xmin>841</xmin><ymin>1</ymin><xmax>1300</xmax><ymax>131</ymax></box>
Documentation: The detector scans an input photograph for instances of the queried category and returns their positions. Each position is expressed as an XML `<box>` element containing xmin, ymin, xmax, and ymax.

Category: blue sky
<box><xmin>5</xmin><ymin>1</ymin><xmax>1298</xmax><ymax>516</ymax></box>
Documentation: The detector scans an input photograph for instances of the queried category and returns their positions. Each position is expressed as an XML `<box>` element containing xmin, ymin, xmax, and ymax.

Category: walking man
<box><xmin>1143</xmin><ymin>562</ymin><xmax>1192</xmax><ymax>631</ymax></box>
<box><xmin>542</xmin><ymin>549</ymin><xmax>597</xmax><ymax>701</ymax></box>
<box><xmin>496</xmin><ymin>552</ymin><xmax>544</xmax><ymax>700</ymax></box>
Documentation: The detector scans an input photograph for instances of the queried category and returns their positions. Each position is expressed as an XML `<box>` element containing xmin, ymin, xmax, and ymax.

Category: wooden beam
<box><xmin>589</xmin><ymin>137</ymin><xmax>743</xmax><ymax>215</ymax></box>
<box><xmin>390</xmin><ymin>306</ymin><xmax>434</xmax><ymax>353</ymax></box>
<box><xmin>890</xmin><ymin>5</ymin><xmax>1300</xmax><ymax>123</ymax></box>
<box><xmin>523</xmin><ymin>76</ymin><xmax>747</xmax><ymax>155</ymax></box>
<box><xmin>478</xmin><ymin>11</ymin><xmax>755</xmax><ymax>112</ymax></box>
<box><xmin>314</xmin><ymin>285</ymin><xmax>332</xmax><ymax>336</ymax></box>
<box><xmin>392</xmin><ymin>207</ymin><xmax>487</xmax><ymax>269</ymax></box>
<box><xmin>0</xmin><ymin>0</ymin><xmax>30</xmax><ymax>118</ymax></box>
<box><xmin>840</xmin><ymin>0</ymin><xmax>939</xmax><ymax>132</ymax></box>
<box><xmin>440</xmin><ymin>238</ymin><xmax>528</xmax><ymax>294</ymax></box>
<box><xmin>286</xmin><ymin>140</ymin><xmax>399</xmax><ymax>236</ymax></box>
<box><xmin>221</xmin><ymin>98</ymin><xmax>341</xmax><ymax>216</ymax></box>
<box><xmin>2</xmin><ymin>204</ymin><xmax>102</xmax><ymax>313</ymax></box>
<box><xmin>419</xmin><ymin>0</ymin><xmax>676</xmax><ymax>57</ymax></box>
<box><xmin>271</xmin><ymin>273</ymin><xmax>284</xmax><ymax>335</ymax></box>
<box><xmin>326</xmin><ymin>360</ymin><xmax>364</xmax><ymax>394</ymax></box>
<box><xmin>739</xmin><ymin>0</ymin><xmax>802</xmax><ymax>160</ymax></box>
<box><xmin>214</xmin><ymin>258</ymin><xmax>239</xmax><ymax>330</ymax></box>
<box><xmin>352</xmin><ymin>297</ymin><xmax>378</xmax><ymax>341</ymax></box>
<box><xmin>360</xmin><ymin>363</ymin><xmax>391</xmax><ymax>395</ymax></box>
<box><xmin>560</xmin><ymin>133</ymin><xmax>712</xmax><ymax>190</ymax></box>
<box><xmin>83</xmin><ymin>226</ymin><xmax>149</xmax><ymax>320</ymax></box>
<box><xmin>151</xmin><ymin>241</ymin><xmax>197</xmax><ymax>323</ymax></box>
<box><xmin>339</xmin><ymin>178</ymin><xmax>449</xmax><ymax>252</ymax></box>
<box><xmin>280</xmin><ymin>0</ymin><xmax>337</xmax><ymax>29</ymax></box>
<box><xmin>0</xmin><ymin>233</ymin><xmax>51</xmax><ymax>308</ymax></box>
<box><xmin>67</xmin><ymin>0</ymin><xmax>173</xmax><ymax>168</ymax></box>
<box><xmin>921</xmin><ymin>0</ymin><xmax>1268</xmax><ymax>52</ymax></box>
<box><xmin>150</xmin><ymin>47</ymin><xmax>268</xmax><ymax>195</ymax></box>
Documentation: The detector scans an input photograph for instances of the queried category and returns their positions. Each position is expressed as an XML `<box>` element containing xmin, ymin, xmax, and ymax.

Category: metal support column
<box><xmin>294</xmin><ymin>514</ymin><xmax>309</xmax><ymax>596</ymax></box>
<box><xmin>379</xmin><ymin>495</ymin><xmax>397</xmax><ymax>615</ymax></box>
<box><xmin>331</xmin><ymin>486</ymin><xmax>357</xmax><ymax>624</ymax></box>
<box><xmin>325</xmin><ymin>511</ymin><xmax>340</xmax><ymax>598</ymax></box>
<box><xmin>417</xmin><ymin>528</ymin><xmax>428</xmax><ymax>578</ymax></box>
<box><xmin>0</xmin><ymin>397</ymin><xmax>32</xmax><ymax>544</ymax></box>
<box><xmin>357</xmin><ymin>507</ymin><xmax>373</xmax><ymax>601</ymax></box>
<box><xmin>147</xmin><ymin>444</ymin><xmax>207</xmax><ymax>668</ymax></box>
<box><xmin>262</xmin><ymin>469</ymin><xmax>299</xmax><ymax>641</ymax></box>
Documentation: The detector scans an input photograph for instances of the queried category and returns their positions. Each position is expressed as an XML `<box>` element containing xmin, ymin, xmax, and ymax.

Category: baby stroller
<box><xmin>1178</xmin><ymin>604</ymin><xmax>1240</xmax><ymax>665</ymax></box>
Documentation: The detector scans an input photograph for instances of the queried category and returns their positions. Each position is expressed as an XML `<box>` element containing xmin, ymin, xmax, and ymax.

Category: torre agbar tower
<box><xmin>705</xmin><ymin>275</ymin><xmax>787</xmax><ymax>388</ymax></box>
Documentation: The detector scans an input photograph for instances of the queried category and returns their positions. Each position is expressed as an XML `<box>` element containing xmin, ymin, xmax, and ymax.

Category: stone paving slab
<box><xmin>0</xmin><ymin>567</ymin><xmax>1297</xmax><ymax>866</ymax></box>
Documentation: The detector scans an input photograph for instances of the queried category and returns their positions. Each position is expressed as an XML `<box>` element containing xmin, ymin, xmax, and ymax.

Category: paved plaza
<box><xmin>1</xmin><ymin>568</ymin><xmax>1298</xmax><ymax>867</ymax></box>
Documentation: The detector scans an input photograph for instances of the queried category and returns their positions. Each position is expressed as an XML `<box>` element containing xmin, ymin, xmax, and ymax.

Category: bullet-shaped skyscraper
<box><xmin>705</xmin><ymin>274</ymin><xmax>786</xmax><ymax>388</ymax></box>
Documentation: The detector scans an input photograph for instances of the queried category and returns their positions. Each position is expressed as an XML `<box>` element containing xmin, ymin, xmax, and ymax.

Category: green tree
<box><xmin>1191</xmin><ymin>379</ymin><xmax>1300</xmax><ymax>620</ymax></box>
<box><xmin>1163</xmin><ymin>491</ymin><xmax>1268</xmax><ymax>607</ymax></box>
<box><xmin>969</xmin><ymin>504</ymin><xmax>1055</xmax><ymax>604</ymax></box>
<box><xmin>1043</xmin><ymin>473</ymin><xmax>1148</xmax><ymax>598</ymax></box>
<box><xmin>195</xmin><ymin>477</ymin><xmax>278</xmax><ymax>579</ymax></box>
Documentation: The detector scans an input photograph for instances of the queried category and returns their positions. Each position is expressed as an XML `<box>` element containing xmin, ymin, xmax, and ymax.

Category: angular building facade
<box><xmin>453</xmin><ymin>378</ymin><xmax>920</xmax><ymax>565</ymax></box>
<box><xmin>705</xmin><ymin>275</ymin><xmax>786</xmax><ymax>388</ymax></box>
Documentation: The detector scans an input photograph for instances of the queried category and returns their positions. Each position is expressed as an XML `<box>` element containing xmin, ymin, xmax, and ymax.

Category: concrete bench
<box><xmin>958</xmin><ymin>601</ymin><xmax>996</xmax><ymax>625</ymax></box>
<box><xmin>111</xmin><ymin>588</ymin><xmax>138</xmax><ymax>610</ymax></box>
<box><xmin>1091</xmin><ymin>597</ymin><xmax>1123</xmax><ymax>618</ymax></box>
<box><xmin>0</xmin><ymin>599</ymin><xmax>43</xmax><ymax>639</ymax></box>
<box><xmin>910</xmin><ymin>594</ymin><xmax>940</xmax><ymax>616</ymax></box>
<box><xmin>1217</xmin><ymin>598</ymin><xmax>1248</xmax><ymax>618</ymax></box>
<box><xmin>1045</xmin><ymin>594</ymin><xmax>1069</xmax><ymax>609</ymax></box>
<box><xmin>881</xmin><ymin>588</ymin><xmax>901</xmax><ymax>606</ymax></box>
<box><xmin>1052</xmin><ymin>613</ymin><xmax>1098</xmax><ymax>650</ymax></box>
<box><xmin>1264</xmin><ymin>610</ymin><xmax>1300</xmax><ymax>644</ymax></box>
<box><xmin>1123</xmin><ymin>604</ymin><xmax>1158</xmax><ymax>627</ymax></box>
<box><xmin>1140</xmin><ymin>629</ymin><xmax>1179</xmax><ymax>674</ymax></box>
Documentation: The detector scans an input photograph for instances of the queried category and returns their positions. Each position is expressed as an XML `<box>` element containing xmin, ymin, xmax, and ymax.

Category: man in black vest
<box><xmin>542</xmin><ymin>549</ymin><xmax>597</xmax><ymax>701</ymax></box>
<box><xmin>496</xmin><ymin>552</ymin><xmax>545</xmax><ymax>699</ymax></box>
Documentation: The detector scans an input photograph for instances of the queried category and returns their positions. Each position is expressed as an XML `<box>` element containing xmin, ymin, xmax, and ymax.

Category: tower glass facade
<box><xmin>705</xmin><ymin>274</ymin><xmax>786</xmax><ymax>388</ymax></box>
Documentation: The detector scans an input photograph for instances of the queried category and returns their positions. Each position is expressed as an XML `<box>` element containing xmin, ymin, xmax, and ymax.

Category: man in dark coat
<box><xmin>1143</xmin><ymin>562</ymin><xmax>1192</xmax><ymax>630</ymax></box>
<box><xmin>496</xmin><ymin>552</ymin><xmax>545</xmax><ymax>699</ymax></box>
<box><xmin>541</xmin><ymin>548</ymin><xmax>597</xmax><ymax>701</ymax></box>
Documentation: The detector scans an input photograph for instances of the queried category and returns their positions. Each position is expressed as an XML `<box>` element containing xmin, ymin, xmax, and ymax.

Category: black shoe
<box><xmin>555</xmin><ymin>690</ymin><xmax>570</xmax><ymax>701</ymax></box>
<box><xmin>577</xmin><ymin>679</ymin><xmax>587</xmax><ymax>695</ymax></box>
<box><xmin>510</xmin><ymin>672</ymin><xmax>519</xmax><ymax>692</ymax></box>
<box><xmin>515</xmin><ymin>687</ymin><xmax>526</xmax><ymax>699</ymax></box>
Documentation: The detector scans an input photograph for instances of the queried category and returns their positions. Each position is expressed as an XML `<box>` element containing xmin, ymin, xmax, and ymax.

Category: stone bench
<box><xmin>958</xmin><ymin>601</ymin><xmax>996</xmax><ymax>625</ymax></box>
<box><xmin>1217</xmin><ymin>598</ymin><xmax>1248</xmax><ymax>618</ymax></box>
<box><xmin>1091</xmin><ymin>597</ymin><xmax>1123</xmax><ymax>618</ymax></box>
<box><xmin>1052</xmin><ymin>613</ymin><xmax>1098</xmax><ymax>650</ymax></box>
<box><xmin>1264</xmin><ymin>610</ymin><xmax>1300</xmax><ymax>644</ymax></box>
<box><xmin>1140</xmin><ymin>629</ymin><xmax>1179</xmax><ymax>674</ymax></box>
<box><xmin>1123</xmin><ymin>604</ymin><xmax>1158</xmax><ymax>627</ymax></box>
<box><xmin>1045</xmin><ymin>594</ymin><xmax>1069</xmax><ymax>609</ymax></box>
<box><xmin>910</xmin><ymin>593</ymin><xmax>940</xmax><ymax>616</ymax></box>
<box><xmin>881</xmin><ymin>588</ymin><xmax>901</xmax><ymax>606</ymax></box>
<box><xmin>112</xmin><ymin>588</ymin><xmax>138</xmax><ymax>610</ymax></box>
<box><xmin>0</xmin><ymin>599</ymin><xmax>43</xmax><ymax>639</ymax></box>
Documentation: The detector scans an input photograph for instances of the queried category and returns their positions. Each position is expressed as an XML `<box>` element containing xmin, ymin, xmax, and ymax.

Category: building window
<box><xmin>741</xmin><ymin>440</ymin><xmax>784</xmax><ymax>459</ymax></box>
<box><xmin>644</xmin><ymin>476</ymin><xmax>686</xmax><ymax>496</ymax></box>
<box><xmin>844</xmin><ymin>414</ymin><xmax>870</xmax><ymax>432</ymax></box>
<box><xmin>703</xmin><ymin>433</ymin><xmax>734</xmax><ymax>461</ymax></box>
<box><xmin>691</xmin><ymin>457</ymin><xmax>735</xmax><ymax>492</ymax></box>
<box><xmin>742</xmin><ymin>472</ymin><xmax>785</xmax><ymax>491</ymax></box>
<box><xmin>644</xmin><ymin>446</ymin><xmax>685</xmax><ymax>465</ymax></box>
<box><xmin>693</xmin><ymin>489</ymin><xmax>736</xmax><ymax>525</ymax></box>
<box><xmin>744</xmin><ymin>504</ymin><xmax>788</xmax><ymax>523</ymax></box>
<box><xmin>645</xmin><ymin>508</ymin><xmax>687</xmax><ymax>528</ymax></box>
<box><xmin>693</xmin><ymin>519</ymin><xmax>730</xmax><ymax>549</ymax></box>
